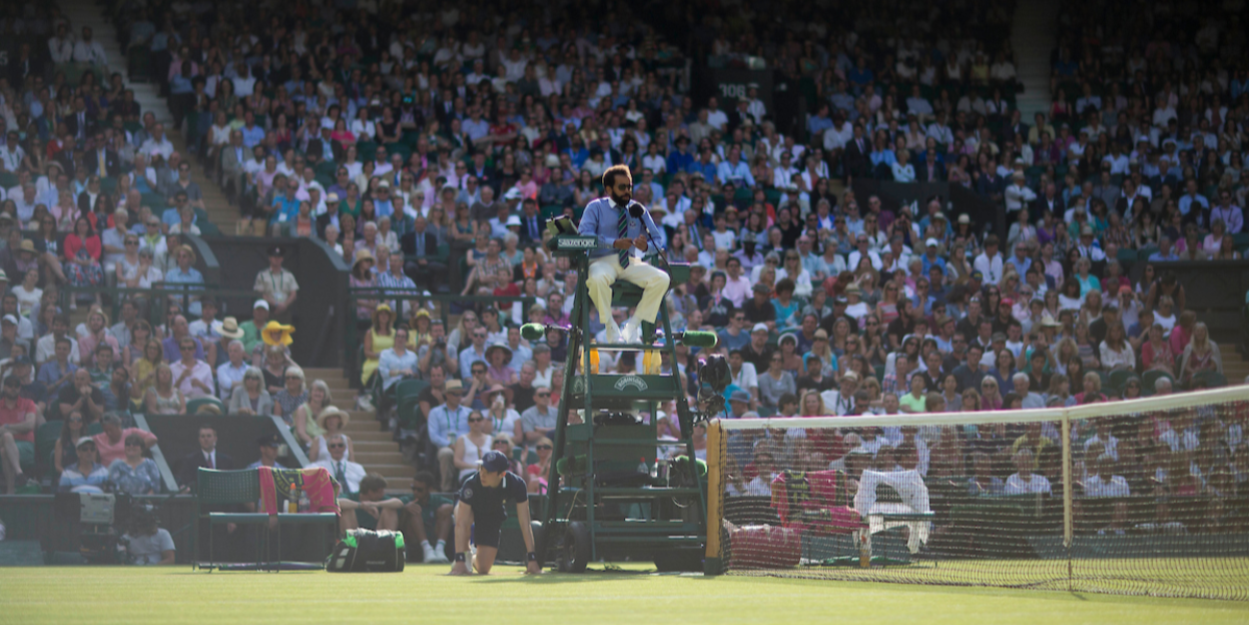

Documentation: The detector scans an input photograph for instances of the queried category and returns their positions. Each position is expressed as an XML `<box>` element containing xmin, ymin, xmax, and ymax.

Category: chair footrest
<box><xmin>208</xmin><ymin>512</ymin><xmax>338</xmax><ymax>524</ymax></box>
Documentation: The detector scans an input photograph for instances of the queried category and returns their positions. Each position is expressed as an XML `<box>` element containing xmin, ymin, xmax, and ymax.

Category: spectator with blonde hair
<box><xmin>144</xmin><ymin>363</ymin><xmax>186</xmax><ymax>414</ymax></box>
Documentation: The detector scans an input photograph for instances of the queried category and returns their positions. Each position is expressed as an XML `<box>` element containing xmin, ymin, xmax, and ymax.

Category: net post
<box><xmin>1061</xmin><ymin>408</ymin><xmax>1073</xmax><ymax>590</ymax></box>
<box><xmin>704</xmin><ymin>419</ymin><xmax>724</xmax><ymax>575</ymax></box>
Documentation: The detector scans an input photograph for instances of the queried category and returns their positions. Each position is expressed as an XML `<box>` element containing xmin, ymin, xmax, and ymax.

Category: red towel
<box><xmin>258</xmin><ymin>466</ymin><xmax>341</xmax><ymax>516</ymax></box>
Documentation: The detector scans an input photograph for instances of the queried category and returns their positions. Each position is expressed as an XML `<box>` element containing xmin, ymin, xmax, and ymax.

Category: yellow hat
<box><xmin>261</xmin><ymin>321</ymin><xmax>295</xmax><ymax>347</ymax></box>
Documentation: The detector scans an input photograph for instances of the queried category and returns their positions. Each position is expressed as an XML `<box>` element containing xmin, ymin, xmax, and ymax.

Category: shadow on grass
<box><xmin>473</xmin><ymin>567</ymin><xmax>657</xmax><ymax>583</ymax></box>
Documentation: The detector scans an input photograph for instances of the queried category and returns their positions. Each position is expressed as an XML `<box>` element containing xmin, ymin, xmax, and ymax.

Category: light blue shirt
<box><xmin>577</xmin><ymin>196</ymin><xmax>665</xmax><ymax>259</ymax></box>
<box><xmin>427</xmin><ymin>403</ymin><xmax>471</xmax><ymax>448</ymax></box>
<box><xmin>716</xmin><ymin>159</ymin><xmax>755</xmax><ymax>186</ymax></box>
<box><xmin>458</xmin><ymin>344</ymin><xmax>487</xmax><ymax>380</ymax></box>
<box><xmin>378</xmin><ymin>347</ymin><xmax>419</xmax><ymax>390</ymax></box>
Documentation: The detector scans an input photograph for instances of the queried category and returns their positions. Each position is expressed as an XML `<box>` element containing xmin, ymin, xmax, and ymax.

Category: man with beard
<box><xmin>577</xmin><ymin>165</ymin><xmax>669</xmax><ymax>343</ymax></box>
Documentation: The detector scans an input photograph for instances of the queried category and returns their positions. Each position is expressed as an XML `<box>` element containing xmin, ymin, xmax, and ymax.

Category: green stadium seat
<box><xmin>186</xmin><ymin>396</ymin><xmax>225</xmax><ymax>415</ymax></box>
<box><xmin>395</xmin><ymin>379</ymin><xmax>429</xmax><ymax>431</ymax></box>
<box><xmin>1189</xmin><ymin>370</ymin><xmax>1227</xmax><ymax>390</ymax></box>
<box><xmin>35</xmin><ymin>420</ymin><xmax>64</xmax><ymax>474</ymax></box>
<box><xmin>1107</xmin><ymin>369</ymin><xmax>1136</xmax><ymax>395</ymax></box>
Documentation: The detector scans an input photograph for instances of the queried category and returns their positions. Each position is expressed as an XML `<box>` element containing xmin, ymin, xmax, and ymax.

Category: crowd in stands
<box><xmin>0</xmin><ymin>0</ymin><xmax>1241</xmax><ymax>549</ymax></box>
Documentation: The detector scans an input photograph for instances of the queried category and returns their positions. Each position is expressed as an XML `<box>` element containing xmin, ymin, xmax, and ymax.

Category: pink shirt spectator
<box><xmin>94</xmin><ymin>427</ymin><xmax>157</xmax><ymax>465</ymax></box>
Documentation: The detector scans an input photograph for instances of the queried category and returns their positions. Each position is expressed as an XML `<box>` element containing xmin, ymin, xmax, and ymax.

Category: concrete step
<box><xmin>342</xmin><ymin>430</ymin><xmax>393</xmax><ymax>443</ymax></box>
<box><xmin>356</xmin><ymin>451</ymin><xmax>407</xmax><ymax>465</ymax></box>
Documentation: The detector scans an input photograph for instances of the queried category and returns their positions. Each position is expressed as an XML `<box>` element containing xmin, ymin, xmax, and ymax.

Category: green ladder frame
<box><xmin>541</xmin><ymin>242</ymin><xmax>706</xmax><ymax>565</ymax></box>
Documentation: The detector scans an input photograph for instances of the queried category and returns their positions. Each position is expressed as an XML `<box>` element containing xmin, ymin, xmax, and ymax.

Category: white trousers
<box><xmin>586</xmin><ymin>254</ymin><xmax>671</xmax><ymax>326</ymax></box>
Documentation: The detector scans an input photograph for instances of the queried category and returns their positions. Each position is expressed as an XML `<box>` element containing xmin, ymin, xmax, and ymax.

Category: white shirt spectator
<box><xmin>1084</xmin><ymin>474</ymin><xmax>1130</xmax><ymax>498</ymax></box>
<box><xmin>823</xmin><ymin>123</ymin><xmax>853</xmax><ymax>151</ymax></box>
<box><xmin>72</xmin><ymin>39</ymin><xmax>107</xmax><ymax>65</ymax></box>
<box><xmin>1083</xmin><ymin>433</ymin><xmax>1119</xmax><ymax>461</ymax></box>
<box><xmin>1004</xmin><ymin>181</ymin><xmax>1036</xmax><ymax>213</ymax></box>
<box><xmin>1004</xmin><ymin>472</ymin><xmax>1051</xmax><ymax>494</ymax></box>
<box><xmin>973</xmin><ymin>251</ymin><xmax>1004</xmax><ymax>285</ymax></box>
<box><xmin>731</xmin><ymin>362</ymin><xmax>758</xmax><ymax>393</ymax></box>
<box><xmin>311</xmin><ymin>457</ymin><xmax>366</xmax><ymax>493</ymax></box>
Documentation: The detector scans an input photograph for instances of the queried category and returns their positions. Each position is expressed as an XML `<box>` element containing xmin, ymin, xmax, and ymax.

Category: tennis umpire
<box><xmin>448</xmin><ymin>450</ymin><xmax>540</xmax><ymax>575</ymax></box>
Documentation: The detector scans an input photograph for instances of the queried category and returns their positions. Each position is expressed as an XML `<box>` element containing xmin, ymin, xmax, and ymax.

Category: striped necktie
<box><xmin>616</xmin><ymin>204</ymin><xmax>630</xmax><ymax>268</ymax></box>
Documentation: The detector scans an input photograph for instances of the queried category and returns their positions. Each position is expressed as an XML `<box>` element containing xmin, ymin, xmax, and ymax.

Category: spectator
<box><xmin>339</xmin><ymin>473</ymin><xmax>406</xmax><ymax>535</ymax></box>
<box><xmin>215</xmin><ymin>337</ymin><xmax>248</xmax><ymax>401</ymax></box>
<box><xmin>402</xmin><ymin>472</ymin><xmax>454</xmax><ymax>564</ymax></box>
<box><xmin>170</xmin><ymin>336</ymin><xmax>214</xmax><ymax>399</ymax></box>
<box><xmin>144</xmin><ymin>361</ymin><xmax>183</xmax><ymax>416</ymax></box>
<box><xmin>428</xmin><ymin>379</ymin><xmax>472</xmax><ymax>492</ymax></box>
<box><xmin>254</xmin><ymin>246</ymin><xmax>299</xmax><ymax>321</ymax></box>
<box><xmin>120</xmin><ymin>507</ymin><xmax>176</xmax><ymax>565</ymax></box>
<box><xmin>519</xmin><ymin>385</ymin><xmax>559</xmax><ymax>444</ymax></box>
<box><xmin>454</xmin><ymin>410</ymin><xmax>494</xmax><ymax>485</ymax></box>
<box><xmin>312</xmin><ymin>433</ymin><xmax>365</xmax><ymax>495</ymax></box>
<box><xmin>1178</xmin><ymin>323</ymin><xmax>1222</xmax><ymax>386</ymax></box>
<box><xmin>360</xmin><ymin>303</ymin><xmax>395</xmax><ymax>387</ymax></box>
<box><xmin>0</xmin><ymin>374</ymin><xmax>35</xmax><ymax>493</ymax></box>
<box><xmin>57</xmin><ymin>368</ymin><xmax>106</xmax><ymax>422</ymax></box>
<box><xmin>306</xmin><ymin>404</ymin><xmax>351</xmax><ymax>464</ymax></box>
<box><xmin>378</xmin><ymin>327</ymin><xmax>419</xmax><ymax>391</ymax></box>
<box><xmin>176</xmin><ymin>424</ymin><xmax>234</xmax><ymax>492</ymax></box>
<box><xmin>272</xmin><ymin>366</ymin><xmax>308</xmax><ymax>425</ymax></box>
<box><xmin>238</xmin><ymin>300</ymin><xmax>271</xmax><ymax>355</ymax></box>
<box><xmin>107</xmin><ymin>433</ymin><xmax>162</xmax><ymax>495</ymax></box>
<box><xmin>58</xmin><ymin>436</ymin><xmax>108</xmax><ymax>494</ymax></box>
<box><xmin>92</xmin><ymin>413</ymin><xmax>157</xmax><ymax>466</ymax></box>
<box><xmin>1004</xmin><ymin>449</ymin><xmax>1051</xmax><ymax>495</ymax></box>
<box><xmin>227</xmin><ymin>366</ymin><xmax>272</xmax><ymax>417</ymax></box>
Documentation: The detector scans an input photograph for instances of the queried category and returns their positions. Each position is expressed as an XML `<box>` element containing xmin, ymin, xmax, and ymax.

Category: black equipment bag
<box><xmin>327</xmin><ymin>529</ymin><xmax>406</xmax><ymax>572</ymax></box>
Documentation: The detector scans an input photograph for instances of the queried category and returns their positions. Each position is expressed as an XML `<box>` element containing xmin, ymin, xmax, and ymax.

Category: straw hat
<box><xmin>315</xmin><ymin>406</ymin><xmax>350</xmax><ymax>430</ymax></box>
<box><xmin>261</xmin><ymin>321</ymin><xmax>295</xmax><ymax>346</ymax></box>
<box><xmin>352</xmin><ymin>248</ymin><xmax>375</xmax><ymax>270</ymax></box>
<box><xmin>485</xmin><ymin>341</ymin><xmax>513</xmax><ymax>362</ymax></box>
<box><xmin>17</xmin><ymin>239</ymin><xmax>35</xmax><ymax>254</ymax></box>
<box><xmin>217</xmin><ymin>316</ymin><xmax>244</xmax><ymax>339</ymax></box>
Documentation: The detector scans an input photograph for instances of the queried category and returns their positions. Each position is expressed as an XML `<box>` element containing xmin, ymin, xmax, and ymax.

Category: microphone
<box><xmin>625</xmin><ymin>200</ymin><xmax>666</xmax><ymax>266</ymax></box>
<box><xmin>520</xmin><ymin>323</ymin><xmax>553</xmax><ymax>341</ymax></box>
<box><xmin>673</xmin><ymin>331</ymin><xmax>718</xmax><ymax>348</ymax></box>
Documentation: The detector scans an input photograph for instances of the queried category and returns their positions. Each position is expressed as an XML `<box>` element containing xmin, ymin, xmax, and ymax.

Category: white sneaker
<box><xmin>430</xmin><ymin>550</ymin><xmax>450</xmax><ymax>564</ymax></box>
<box><xmin>620</xmin><ymin>318</ymin><xmax>641</xmax><ymax>343</ymax></box>
<box><xmin>422</xmin><ymin>544</ymin><xmax>436</xmax><ymax>563</ymax></box>
<box><xmin>604</xmin><ymin>321</ymin><xmax>621</xmax><ymax>344</ymax></box>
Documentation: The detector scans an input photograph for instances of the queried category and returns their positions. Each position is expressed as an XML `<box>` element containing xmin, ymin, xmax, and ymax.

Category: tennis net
<box><xmin>703</xmin><ymin>386</ymin><xmax>1248</xmax><ymax>600</ymax></box>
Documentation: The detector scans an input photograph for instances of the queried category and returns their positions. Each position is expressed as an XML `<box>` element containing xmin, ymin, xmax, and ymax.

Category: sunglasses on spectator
<box><xmin>468</xmin><ymin>417</ymin><xmax>484</xmax><ymax>422</ymax></box>
<box><xmin>181</xmin><ymin>346</ymin><xmax>196</xmax><ymax>351</ymax></box>
<box><xmin>536</xmin><ymin>445</ymin><xmax>553</xmax><ymax>450</ymax></box>
<box><xmin>328</xmin><ymin>443</ymin><xmax>346</xmax><ymax>449</ymax></box>
<box><xmin>493</xmin><ymin>440</ymin><xmax>509</xmax><ymax>446</ymax></box>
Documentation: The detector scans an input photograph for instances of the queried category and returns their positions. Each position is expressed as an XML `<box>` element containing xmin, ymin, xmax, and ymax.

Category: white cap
<box><xmin>253</xmin><ymin>299</ymin><xmax>270</xmax><ymax>310</ymax></box>
<box><xmin>752</xmin><ymin>323</ymin><xmax>769</xmax><ymax>334</ymax></box>
<box><xmin>925</xmin><ymin>238</ymin><xmax>938</xmax><ymax>247</ymax></box>
<box><xmin>0</xmin><ymin>314</ymin><xmax>16</xmax><ymax>325</ymax></box>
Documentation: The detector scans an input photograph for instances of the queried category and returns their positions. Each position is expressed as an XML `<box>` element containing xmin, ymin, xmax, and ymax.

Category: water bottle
<box><xmin>637</xmin><ymin>457</ymin><xmax>648</xmax><ymax>477</ymax></box>
<box><xmin>288</xmin><ymin>482</ymin><xmax>300</xmax><ymax>514</ymax></box>
<box><xmin>298</xmin><ymin>488</ymin><xmax>311</xmax><ymax>513</ymax></box>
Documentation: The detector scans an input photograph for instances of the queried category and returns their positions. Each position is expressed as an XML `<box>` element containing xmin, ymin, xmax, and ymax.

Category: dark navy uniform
<box><xmin>458</xmin><ymin>470</ymin><xmax>528</xmax><ymax>548</ymax></box>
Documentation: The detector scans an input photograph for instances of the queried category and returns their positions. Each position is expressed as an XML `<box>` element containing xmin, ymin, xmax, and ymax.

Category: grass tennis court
<box><xmin>3</xmin><ymin>564</ymin><xmax>1244</xmax><ymax>625</ymax></box>
<box><xmin>733</xmin><ymin>557</ymin><xmax>1249</xmax><ymax>601</ymax></box>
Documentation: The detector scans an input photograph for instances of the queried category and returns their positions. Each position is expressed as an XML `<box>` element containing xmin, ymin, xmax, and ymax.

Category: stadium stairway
<box><xmin>62</xmin><ymin>0</ymin><xmax>171</xmax><ymax>127</ymax></box>
<box><xmin>302</xmin><ymin>368</ymin><xmax>415</xmax><ymax>490</ymax></box>
<box><xmin>1009</xmin><ymin>0</ymin><xmax>1062</xmax><ymax>120</ymax></box>
<box><xmin>1219</xmin><ymin>345</ymin><xmax>1247</xmax><ymax>383</ymax></box>
<box><xmin>63</xmin><ymin>0</ymin><xmax>236</xmax><ymax>236</ymax></box>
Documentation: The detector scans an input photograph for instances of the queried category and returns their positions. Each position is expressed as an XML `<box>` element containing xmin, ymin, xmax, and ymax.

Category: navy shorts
<box><xmin>472</xmin><ymin>516</ymin><xmax>504</xmax><ymax>549</ymax></box>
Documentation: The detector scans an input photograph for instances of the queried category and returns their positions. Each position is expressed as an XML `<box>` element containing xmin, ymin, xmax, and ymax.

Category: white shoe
<box><xmin>430</xmin><ymin>550</ymin><xmax>450</xmax><ymax>564</ymax></box>
<box><xmin>423</xmin><ymin>544</ymin><xmax>436</xmax><ymax>563</ymax></box>
<box><xmin>604</xmin><ymin>321</ymin><xmax>621</xmax><ymax>344</ymax></box>
<box><xmin>620</xmin><ymin>318</ymin><xmax>641</xmax><ymax>343</ymax></box>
